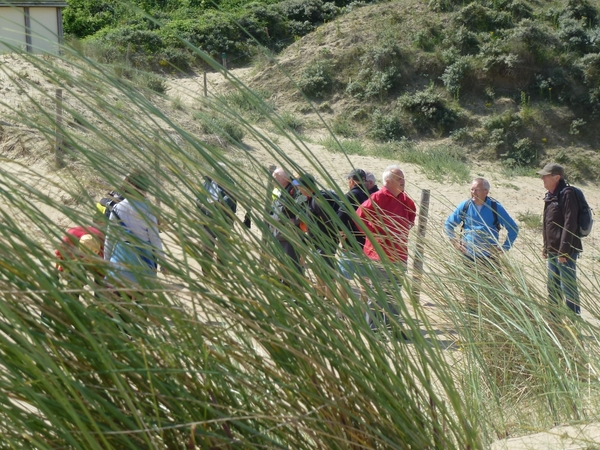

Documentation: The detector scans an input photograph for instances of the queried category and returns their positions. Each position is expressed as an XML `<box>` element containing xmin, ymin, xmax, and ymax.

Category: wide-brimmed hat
<box><xmin>536</xmin><ymin>163</ymin><xmax>564</xmax><ymax>177</ymax></box>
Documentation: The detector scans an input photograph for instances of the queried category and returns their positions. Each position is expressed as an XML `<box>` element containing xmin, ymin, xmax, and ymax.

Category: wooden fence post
<box><xmin>203</xmin><ymin>71</ymin><xmax>207</xmax><ymax>97</ymax></box>
<box><xmin>55</xmin><ymin>88</ymin><xmax>64</xmax><ymax>168</ymax></box>
<box><xmin>412</xmin><ymin>189</ymin><xmax>430</xmax><ymax>302</ymax></box>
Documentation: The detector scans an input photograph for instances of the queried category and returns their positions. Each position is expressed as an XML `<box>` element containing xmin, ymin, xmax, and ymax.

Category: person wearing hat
<box><xmin>337</xmin><ymin>168</ymin><xmax>370</xmax><ymax>282</ymax></box>
<box><xmin>54</xmin><ymin>226</ymin><xmax>105</xmax><ymax>306</ymax></box>
<box><xmin>538</xmin><ymin>163</ymin><xmax>581</xmax><ymax>315</ymax></box>
<box><xmin>104</xmin><ymin>169</ymin><xmax>166</xmax><ymax>289</ymax></box>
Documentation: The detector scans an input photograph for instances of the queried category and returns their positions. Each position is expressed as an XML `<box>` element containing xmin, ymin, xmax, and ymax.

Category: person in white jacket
<box><xmin>104</xmin><ymin>170</ymin><xmax>165</xmax><ymax>288</ymax></box>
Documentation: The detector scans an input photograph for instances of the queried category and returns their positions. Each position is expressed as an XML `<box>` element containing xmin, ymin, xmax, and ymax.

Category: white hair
<box><xmin>473</xmin><ymin>177</ymin><xmax>490</xmax><ymax>191</ymax></box>
<box><xmin>272</xmin><ymin>167</ymin><xmax>290</xmax><ymax>180</ymax></box>
<box><xmin>382</xmin><ymin>164</ymin><xmax>403</xmax><ymax>182</ymax></box>
<box><xmin>365</xmin><ymin>172</ymin><xmax>376</xmax><ymax>183</ymax></box>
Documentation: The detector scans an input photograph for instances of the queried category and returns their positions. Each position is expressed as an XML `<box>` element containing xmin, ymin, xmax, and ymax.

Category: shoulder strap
<box><xmin>489</xmin><ymin>198</ymin><xmax>501</xmax><ymax>231</ymax></box>
<box><xmin>459</xmin><ymin>199</ymin><xmax>471</xmax><ymax>231</ymax></box>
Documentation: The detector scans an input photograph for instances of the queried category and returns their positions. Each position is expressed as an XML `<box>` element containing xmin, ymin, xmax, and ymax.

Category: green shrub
<box><xmin>281</xmin><ymin>111</ymin><xmax>304</xmax><ymax>132</ymax></box>
<box><xmin>502</xmin><ymin>137</ymin><xmax>537</xmax><ymax>167</ymax></box>
<box><xmin>398</xmin><ymin>87</ymin><xmax>458</xmax><ymax>134</ymax></box>
<box><xmin>134</xmin><ymin>72</ymin><xmax>167</xmax><ymax>93</ymax></box>
<box><xmin>320</xmin><ymin>136</ymin><xmax>366</xmax><ymax>155</ymax></box>
<box><xmin>368</xmin><ymin>109</ymin><xmax>404</xmax><ymax>141</ymax></box>
<box><xmin>298</xmin><ymin>59</ymin><xmax>335</xmax><ymax>98</ymax></box>
<box><xmin>199</xmin><ymin>114</ymin><xmax>245</xmax><ymax>144</ymax></box>
<box><xmin>428</xmin><ymin>0</ymin><xmax>462</xmax><ymax>13</ymax></box>
<box><xmin>397</xmin><ymin>143</ymin><xmax>471</xmax><ymax>183</ymax></box>
<box><xmin>453</xmin><ymin>3</ymin><xmax>513</xmax><ymax>33</ymax></box>
<box><xmin>517</xmin><ymin>211</ymin><xmax>543</xmax><ymax>230</ymax></box>
<box><xmin>331</xmin><ymin>115</ymin><xmax>357</xmax><ymax>138</ymax></box>
<box><xmin>576</xmin><ymin>53</ymin><xmax>600</xmax><ymax>87</ymax></box>
<box><xmin>440</xmin><ymin>56</ymin><xmax>471</xmax><ymax>96</ymax></box>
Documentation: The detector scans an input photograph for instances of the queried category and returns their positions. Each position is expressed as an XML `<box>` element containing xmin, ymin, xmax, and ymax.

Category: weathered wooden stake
<box><xmin>203</xmin><ymin>71</ymin><xmax>207</xmax><ymax>97</ymax></box>
<box><xmin>55</xmin><ymin>88</ymin><xmax>64</xmax><ymax>168</ymax></box>
<box><xmin>412</xmin><ymin>189</ymin><xmax>430</xmax><ymax>302</ymax></box>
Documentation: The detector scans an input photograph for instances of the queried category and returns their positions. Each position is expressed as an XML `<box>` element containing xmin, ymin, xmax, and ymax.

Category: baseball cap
<box><xmin>345</xmin><ymin>168</ymin><xmax>366</xmax><ymax>182</ymax></box>
<box><xmin>79</xmin><ymin>234</ymin><xmax>101</xmax><ymax>255</ymax></box>
<box><xmin>536</xmin><ymin>163</ymin><xmax>564</xmax><ymax>177</ymax></box>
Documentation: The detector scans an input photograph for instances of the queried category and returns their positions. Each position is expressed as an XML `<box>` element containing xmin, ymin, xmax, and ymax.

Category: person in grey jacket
<box><xmin>104</xmin><ymin>170</ymin><xmax>165</xmax><ymax>288</ymax></box>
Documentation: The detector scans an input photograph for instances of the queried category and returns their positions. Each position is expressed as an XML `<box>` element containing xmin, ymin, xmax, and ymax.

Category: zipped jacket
<box><xmin>445</xmin><ymin>197</ymin><xmax>519</xmax><ymax>258</ymax></box>
<box><xmin>337</xmin><ymin>185</ymin><xmax>369</xmax><ymax>249</ymax></box>
<box><xmin>543</xmin><ymin>179</ymin><xmax>581</xmax><ymax>256</ymax></box>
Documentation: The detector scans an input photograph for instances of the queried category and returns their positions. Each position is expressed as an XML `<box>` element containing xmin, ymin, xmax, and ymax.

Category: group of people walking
<box><xmin>56</xmin><ymin>161</ymin><xmax>585</xmax><ymax>330</ymax></box>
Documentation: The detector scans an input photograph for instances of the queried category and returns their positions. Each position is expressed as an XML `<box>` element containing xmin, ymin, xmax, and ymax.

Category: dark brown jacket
<box><xmin>542</xmin><ymin>179</ymin><xmax>582</xmax><ymax>256</ymax></box>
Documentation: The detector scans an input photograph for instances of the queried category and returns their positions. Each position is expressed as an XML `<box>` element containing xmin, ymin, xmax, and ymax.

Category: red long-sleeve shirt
<box><xmin>357</xmin><ymin>187</ymin><xmax>416</xmax><ymax>263</ymax></box>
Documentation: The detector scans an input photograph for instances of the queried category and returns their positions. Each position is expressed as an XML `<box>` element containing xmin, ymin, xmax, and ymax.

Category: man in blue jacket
<box><xmin>445</xmin><ymin>178</ymin><xmax>519</xmax><ymax>266</ymax></box>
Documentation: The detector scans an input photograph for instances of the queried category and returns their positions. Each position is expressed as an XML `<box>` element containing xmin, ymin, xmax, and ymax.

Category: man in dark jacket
<box><xmin>295</xmin><ymin>173</ymin><xmax>340</xmax><ymax>298</ymax></box>
<box><xmin>538</xmin><ymin>163</ymin><xmax>581</xmax><ymax>314</ymax></box>
<box><xmin>337</xmin><ymin>169</ymin><xmax>370</xmax><ymax>280</ymax></box>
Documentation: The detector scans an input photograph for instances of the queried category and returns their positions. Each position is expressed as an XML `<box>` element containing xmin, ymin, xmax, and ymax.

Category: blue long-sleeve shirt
<box><xmin>445</xmin><ymin>197</ymin><xmax>519</xmax><ymax>258</ymax></box>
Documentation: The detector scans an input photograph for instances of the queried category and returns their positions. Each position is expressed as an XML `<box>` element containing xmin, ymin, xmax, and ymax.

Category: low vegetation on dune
<box><xmin>249</xmin><ymin>0</ymin><xmax>600</xmax><ymax>179</ymax></box>
<box><xmin>61</xmin><ymin>0</ymin><xmax>600</xmax><ymax>179</ymax></box>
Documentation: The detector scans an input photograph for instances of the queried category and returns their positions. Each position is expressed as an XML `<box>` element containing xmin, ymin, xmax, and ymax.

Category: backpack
<box><xmin>97</xmin><ymin>191</ymin><xmax>124</xmax><ymax>220</ymax></box>
<box><xmin>319</xmin><ymin>189</ymin><xmax>342</xmax><ymax>215</ymax></box>
<box><xmin>562</xmin><ymin>186</ymin><xmax>593</xmax><ymax>237</ymax></box>
<box><xmin>460</xmin><ymin>198</ymin><xmax>501</xmax><ymax>232</ymax></box>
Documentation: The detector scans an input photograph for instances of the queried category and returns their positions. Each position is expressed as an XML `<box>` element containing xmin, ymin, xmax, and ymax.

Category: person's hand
<box><xmin>452</xmin><ymin>240</ymin><xmax>466</xmax><ymax>254</ymax></box>
<box><xmin>542</xmin><ymin>250</ymin><xmax>547</xmax><ymax>259</ymax></box>
<box><xmin>558</xmin><ymin>256</ymin><xmax>568</xmax><ymax>264</ymax></box>
<box><xmin>160</xmin><ymin>266</ymin><xmax>168</xmax><ymax>275</ymax></box>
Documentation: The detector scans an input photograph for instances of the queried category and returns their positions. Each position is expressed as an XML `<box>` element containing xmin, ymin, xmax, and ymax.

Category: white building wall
<box><xmin>30</xmin><ymin>8</ymin><xmax>59</xmax><ymax>54</ymax></box>
<box><xmin>0</xmin><ymin>7</ymin><xmax>27</xmax><ymax>54</ymax></box>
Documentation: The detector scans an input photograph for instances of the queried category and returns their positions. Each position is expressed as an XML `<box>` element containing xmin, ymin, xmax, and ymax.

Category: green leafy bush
<box><xmin>298</xmin><ymin>59</ymin><xmax>335</xmax><ymax>98</ymax></box>
<box><xmin>368</xmin><ymin>109</ymin><xmax>404</xmax><ymax>141</ymax></box>
<box><xmin>440</xmin><ymin>56</ymin><xmax>471</xmax><ymax>96</ymax></box>
<box><xmin>502</xmin><ymin>137</ymin><xmax>537</xmax><ymax>167</ymax></box>
<box><xmin>398</xmin><ymin>87</ymin><xmax>458</xmax><ymax>134</ymax></box>
<box><xmin>331</xmin><ymin>115</ymin><xmax>357</xmax><ymax>138</ymax></box>
<box><xmin>453</xmin><ymin>3</ymin><xmax>513</xmax><ymax>33</ymax></box>
<box><xmin>199</xmin><ymin>114</ymin><xmax>246</xmax><ymax>144</ymax></box>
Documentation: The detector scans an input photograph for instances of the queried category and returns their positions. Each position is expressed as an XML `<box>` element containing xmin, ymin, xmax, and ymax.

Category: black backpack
<box><xmin>98</xmin><ymin>191</ymin><xmax>124</xmax><ymax>219</ymax></box>
<box><xmin>562</xmin><ymin>185</ymin><xmax>593</xmax><ymax>237</ymax></box>
<box><xmin>460</xmin><ymin>198</ymin><xmax>501</xmax><ymax>231</ymax></box>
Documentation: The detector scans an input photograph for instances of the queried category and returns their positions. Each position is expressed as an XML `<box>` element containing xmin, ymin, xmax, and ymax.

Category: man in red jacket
<box><xmin>356</xmin><ymin>165</ymin><xmax>416</xmax><ymax>331</ymax></box>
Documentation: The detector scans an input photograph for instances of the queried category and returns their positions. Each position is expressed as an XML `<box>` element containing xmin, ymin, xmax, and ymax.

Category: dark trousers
<box><xmin>277</xmin><ymin>239</ymin><xmax>303</xmax><ymax>275</ymax></box>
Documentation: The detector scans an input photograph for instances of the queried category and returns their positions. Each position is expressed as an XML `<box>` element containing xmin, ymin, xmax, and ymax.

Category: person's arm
<box><xmin>444</xmin><ymin>203</ymin><xmax>464</xmax><ymax>241</ymax></box>
<box><xmin>497</xmin><ymin>204</ymin><xmax>519</xmax><ymax>251</ymax></box>
<box><xmin>559</xmin><ymin>188</ymin><xmax>579</xmax><ymax>257</ymax></box>
<box><xmin>356</xmin><ymin>198</ymin><xmax>377</xmax><ymax>234</ymax></box>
